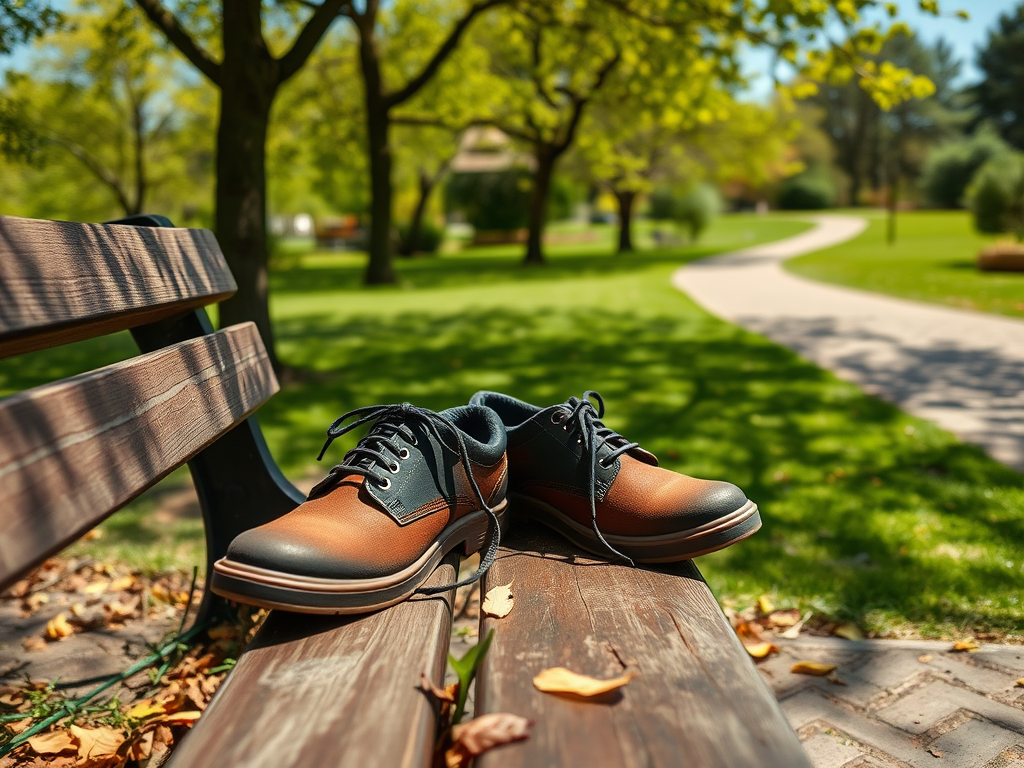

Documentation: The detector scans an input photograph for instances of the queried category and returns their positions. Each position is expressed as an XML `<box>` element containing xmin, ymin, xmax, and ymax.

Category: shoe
<box><xmin>468</xmin><ymin>390</ymin><xmax>759</xmax><ymax>563</ymax></box>
<box><xmin>211</xmin><ymin>403</ymin><xmax>509</xmax><ymax>614</ymax></box>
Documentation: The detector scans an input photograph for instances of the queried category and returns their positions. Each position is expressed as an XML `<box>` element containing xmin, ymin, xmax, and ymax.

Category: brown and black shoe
<box><xmin>468</xmin><ymin>390</ymin><xmax>759</xmax><ymax>563</ymax></box>
<box><xmin>211</xmin><ymin>403</ymin><xmax>509</xmax><ymax>614</ymax></box>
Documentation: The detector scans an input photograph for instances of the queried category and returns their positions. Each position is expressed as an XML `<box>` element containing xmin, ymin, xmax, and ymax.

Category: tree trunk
<box><xmin>614</xmin><ymin>189</ymin><xmax>636</xmax><ymax>254</ymax></box>
<box><xmin>359</xmin><ymin>24</ymin><xmax>397</xmax><ymax>284</ymax></box>
<box><xmin>524</xmin><ymin>147</ymin><xmax>555</xmax><ymax>266</ymax></box>
<box><xmin>214</xmin><ymin>0</ymin><xmax>280</xmax><ymax>369</ymax></box>
<box><xmin>400</xmin><ymin>170</ymin><xmax>434</xmax><ymax>257</ymax></box>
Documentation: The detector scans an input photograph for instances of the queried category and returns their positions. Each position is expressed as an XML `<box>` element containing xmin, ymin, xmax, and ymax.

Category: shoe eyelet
<box><xmin>550</xmin><ymin>411</ymin><xmax>566</xmax><ymax>425</ymax></box>
<box><xmin>398</xmin><ymin>448</ymin><xmax>410</xmax><ymax>460</ymax></box>
<box><xmin>390</xmin><ymin>462</ymin><xmax>401</xmax><ymax>474</ymax></box>
<box><xmin>378</xmin><ymin>477</ymin><xmax>392</xmax><ymax>491</ymax></box>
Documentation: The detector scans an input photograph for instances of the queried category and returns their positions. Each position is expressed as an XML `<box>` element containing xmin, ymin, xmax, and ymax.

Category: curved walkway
<box><xmin>673</xmin><ymin>214</ymin><xmax>1024</xmax><ymax>472</ymax></box>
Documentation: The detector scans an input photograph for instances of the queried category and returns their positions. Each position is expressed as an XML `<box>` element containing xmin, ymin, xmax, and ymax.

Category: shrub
<box><xmin>968</xmin><ymin>153</ymin><xmax>1024</xmax><ymax>240</ymax></box>
<box><xmin>648</xmin><ymin>187</ymin><xmax>678</xmax><ymax>221</ymax></box>
<box><xmin>675</xmin><ymin>184</ymin><xmax>721</xmax><ymax>241</ymax></box>
<box><xmin>444</xmin><ymin>169</ymin><xmax>532</xmax><ymax>231</ymax></box>
<box><xmin>777</xmin><ymin>168</ymin><xmax>836</xmax><ymax>210</ymax></box>
<box><xmin>922</xmin><ymin>129</ymin><xmax>1010</xmax><ymax>209</ymax></box>
<box><xmin>397</xmin><ymin>220</ymin><xmax>445</xmax><ymax>255</ymax></box>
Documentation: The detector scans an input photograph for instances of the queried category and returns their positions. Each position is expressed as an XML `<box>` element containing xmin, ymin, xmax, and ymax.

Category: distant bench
<box><xmin>0</xmin><ymin>213</ymin><xmax>810</xmax><ymax>767</ymax></box>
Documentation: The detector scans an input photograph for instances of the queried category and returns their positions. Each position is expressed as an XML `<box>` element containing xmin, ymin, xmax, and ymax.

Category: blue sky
<box><xmin>741</xmin><ymin>0</ymin><xmax>1020</xmax><ymax>98</ymax></box>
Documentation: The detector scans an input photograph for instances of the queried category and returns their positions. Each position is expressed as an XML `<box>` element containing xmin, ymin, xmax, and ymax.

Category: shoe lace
<box><xmin>554</xmin><ymin>391</ymin><xmax>638</xmax><ymax>565</ymax></box>
<box><xmin>314</xmin><ymin>402</ymin><xmax>500</xmax><ymax>595</ymax></box>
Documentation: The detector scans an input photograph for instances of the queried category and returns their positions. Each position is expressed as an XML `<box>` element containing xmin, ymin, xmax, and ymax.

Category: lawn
<box><xmin>787</xmin><ymin>210</ymin><xmax>1024</xmax><ymax>319</ymax></box>
<box><xmin>3</xmin><ymin>214</ymin><xmax>1023</xmax><ymax>640</ymax></box>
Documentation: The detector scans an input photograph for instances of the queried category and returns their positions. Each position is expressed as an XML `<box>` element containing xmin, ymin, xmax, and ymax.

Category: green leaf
<box><xmin>448</xmin><ymin>628</ymin><xmax>494</xmax><ymax>725</ymax></box>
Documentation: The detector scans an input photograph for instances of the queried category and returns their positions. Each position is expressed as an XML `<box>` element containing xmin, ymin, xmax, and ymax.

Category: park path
<box><xmin>673</xmin><ymin>214</ymin><xmax>1024</xmax><ymax>473</ymax></box>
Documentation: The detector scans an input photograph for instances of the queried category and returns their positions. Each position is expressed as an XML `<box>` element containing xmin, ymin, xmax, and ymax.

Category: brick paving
<box><xmin>762</xmin><ymin>636</ymin><xmax>1024</xmax><ymax>767</ymax></box>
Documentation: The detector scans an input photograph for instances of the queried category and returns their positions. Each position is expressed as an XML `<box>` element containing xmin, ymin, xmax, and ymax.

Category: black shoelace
<box><xmin>314</xmin><ymin>403</ymin><xmax>500</xmax><ymax>594</ymax></box>
<box><xmin>554</xmin><ymin>391</ymin><xmax>639</xmax><ymax>565</ymax></box>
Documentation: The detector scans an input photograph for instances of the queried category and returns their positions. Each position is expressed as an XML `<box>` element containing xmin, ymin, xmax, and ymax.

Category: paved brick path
<box><xmin>674</xmin><ymin>215</ymin><xmax>1024</xmax><ymax>472</ymax></box>
<box><xmin>763</xmin><ymin>636</ymin><xmax>1024</xmax><ymax>767</ymax></box>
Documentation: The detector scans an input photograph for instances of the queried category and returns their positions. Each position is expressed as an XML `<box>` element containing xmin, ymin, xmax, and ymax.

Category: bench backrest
<box><xmin>0</xmin><ymin>215</ymin><xmax>300</xmax><ymax>602</ymax></box>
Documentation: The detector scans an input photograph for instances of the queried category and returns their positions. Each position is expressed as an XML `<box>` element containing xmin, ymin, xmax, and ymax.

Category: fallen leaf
<box><xmin>445</xmin><ymin>713</ymin><xmax>532</xmax><ymax>767</ymax></box>
<box><xmin>418</xmin><ymin>672</ymin><xmax>456</xmax><ymax>703</ymax></box>
<box><xmin>104</xmin><ymin>598</ymin><xmax>139</xmax><ymax>623</ymax></box>
<box><xmin>107</xmin><ymin>576</ymin><xmax>136</xmax><ymax>593</ymax></box>
<box><xmin>928</xmin><ymin>747</ymin><xmax>943</xmax><ymax>758</ymax></box>
<box><xmin>125</xmin><ymin>729</ymin><xmax>154</xmax><ymax>761</ymax></box>
<box><xmin>780</xmin><ymin>611</ymin><xmax>813</xmax><ymax>639</ymax></box>
<box><xmin>952</xmin><ymin>639</ymin><xmax>980</xmax><ymax>652</ymax></box>
<box><xmin>46</xmin><ymin>612</ymin><xmax>75</xmax><ymax>639</ymax></box>
<box><xmin>744</xmin><ymin>642</ymin><xmax>779</xmax><ymax>659</ymax></box>
<box><xmin>482</xmin><ymin>581</ymin><xmax>515</xmax><ymax>619</ymax></box>
<box><xmin>70</xmin><ymin>725</ymin><xmax>124</xmax><ymax>759</ymax></box>
<box><xmin>23</xmin><ymin>636</ymin><xmax>47</xmax><ymax>652</ymax></box>
<box><xmin>757</xmin><ymin>595</ymin><xmax>775</xmax><ymax>615</ymax></box>
<box><xmin>833</xmin><ymin>623</ymin><xmax>865</xmax><ymax>641</ymax></box>
<box><xmin>128</xmin><ymin>700</ymin><xmax>167</xmax><ymax>720</ymax></box>
<box><xmin>827</xmin><ymin>674</ymin><xmax>847</xmax><ymax>686</ymax></box>
<box><xmin>766</xmin><ymin>609</ymin><xmax>801</xmax><ymax>628</ymax></box>
<box><xmin>919</xmin><ymin>655</ymin><xmax>933</xmax><ymax>663</ymax></box>
<box><xmin>533</xmin><ymin>667</ymin><xmax>636</xmax><ymax>698</ymax></box>
<box><xmin>22</xmin><ymin>593</ymin><xmax>49</xmax><ymax>613</ymax></box>
<box><xmin>151</xmin><ymin>710</ymin><xmax>202</xmax><ymax>726</ymax></box>
<box><xmin>791</xmin><ymin>661</ymin><xmax>837</xmax><ymax>676</ymax></box>
<box><xmin>1015</xmin><ymin>678</ymin><xmax>1024</xmax><ymax>688</ymax></box>
<box><xmin>206</xmin><ymin>623</ymin><xmax>237</xmax><ymax>641</ymax></box>
<box><xmin>27</xmin><ymin>730</ymin><xmax>76</xmax><ymax>755</ymax></box>
<box><xmin>735</xmin><ymin>620</ymin><xmax>765</xmax><ymax>643</ymax></box>
<box><xmin>81</xmin><ymin>528</ymin><xmax>103</xmax><ymax>541</ymax></box>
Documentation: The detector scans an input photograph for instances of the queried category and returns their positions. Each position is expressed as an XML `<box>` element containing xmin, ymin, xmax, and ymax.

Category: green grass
<box><xmin>4</xmin><ymin>214</ymin><xmax>1023</xmax><ymax>640</ymax></box>
<box><xmin>787</xmin><ymin>210</ymin><xmax>1024</xmax><ymax>319</ymax></box>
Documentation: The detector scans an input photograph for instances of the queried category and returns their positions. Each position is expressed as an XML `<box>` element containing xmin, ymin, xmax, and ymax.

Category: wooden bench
<box><xmin>0</xmin><ymin>213</ymin><xmax>811</xmax><ymax>767</ymax></box>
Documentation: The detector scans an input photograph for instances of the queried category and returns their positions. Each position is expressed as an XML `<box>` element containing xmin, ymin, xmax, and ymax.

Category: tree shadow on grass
<box><xmin>263</xmin><ymin>304</ymin><xmax>1024</xmax><ymax>636</ymax></box>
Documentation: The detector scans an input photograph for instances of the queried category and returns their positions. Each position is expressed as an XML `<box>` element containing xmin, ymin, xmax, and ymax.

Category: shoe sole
<box><xmin>510</xmin><ymin>493</ymin><xmax>760</xmax><ymax>562</ymax></box>
<box><xmin>209</xmin><ymin>499</ymin><xmax>509</xmax><ymax>615</ymax></box>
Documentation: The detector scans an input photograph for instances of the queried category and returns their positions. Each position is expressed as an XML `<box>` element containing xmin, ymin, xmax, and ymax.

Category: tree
<box><xmin>393</xmin><ymin>124</ymin><xmax>460</xmax><ymax>256</ymax></box>
<box><xmin>971</xmin><ymin>2</ymin><xmax>1024</xmax><ymax>151</ymax></box>
<box><xmin>3</xmin><ymin>0</ymin><xmax>212</xmax><ymax>218</ymax></box>
<box><xmin>808</xmin><ymin>31</ymin><xmax>958</xmax><ymax>208</ymax></box>
<box><xmin>0</xmin><ymin>0</ymin><xmax>61</xmax><ymax>55</ymax></box>
<box><xmin>1</xmin><ymin>0</ymin><xmax>214</xmax><ymax>224</ymax></box>
<box><xmin>134</xmin><ymin>0</ymin><xmax>346</xmax><ymax>370</ymax></box>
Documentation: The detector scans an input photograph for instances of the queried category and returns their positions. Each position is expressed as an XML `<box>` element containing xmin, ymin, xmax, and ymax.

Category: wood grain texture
<box><xmin>0</xmin><ymin>215</ymin><xmax>236</xmax><ymax>359</ymax></box>
<box><xmin>476</xmin><ymin>521</ymin><xmax>812</xmax><ymax>768</ymax></box>
<box><xmin>169</xmin><ymin>553</ymin><xmax>461</xmax><ymax>768</ymax></box>
<box><xmin>0</xmin><ymin>323</ymin><xmax>276</xmax><ymax>590</ymax></box>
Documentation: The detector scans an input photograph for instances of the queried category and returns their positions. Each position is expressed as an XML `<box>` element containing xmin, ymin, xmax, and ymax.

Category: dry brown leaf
<box><xmin>206</xmin><ymin>623</ymin><xmax>237</xmax><ymax>641</ymax></box>
<box><xmin>70</xmin><ymin>725</ymin><xmax>124</xmax><ymax>760</ymax></box>
<box><xmin>827</xmin><ymin>674</ymin><xmax>847</xmax><ymax>686</ymax></box>
<box><xmin>833</xmin><ymin>623</ymin><xmax>865</xmax><ymax>641</ymax></box>
<box><xmin>27</xmin><ymin>730</ymin><xmax>76</xmax><ymax>755</ymax></box>
<box><xmin>107</xmin><ymin>575</ymin><xmax>136</xmax><ymax>593</ymax></box>
<box><xmin>418</xmin><ymin>672</ymin><xmax>457</xmax><ymax>703</ymax></box>
<box><xmin>757</xmin><ymin>595</ymin><xmax>775</xmax><ymax>615</ymax></box>
<box><xmin>744</xmin><ymin>642</ymin><xmax>779</xmax><ymax>659</ymax></box>
<box><xmin>81</xmin><ymin>528</ymin><xmax>103</xmax><ymax>541</ymax></box>
<box><xmin>533</xmin><ymin>667</ymin><xmax>636</xmax><ymax>698</ymax></box>
<box><xmin>928</xmin><ymin>747</ymin><xmax>943</xmax><ymax>758</ymax></box>
<box><xmin>919</xmin><ymin>655</ymin><xmax>934</xmax><ymax>663</ymax></box>
<box><xmin>952</xmin><ymin>639</ymin><xmax>980</xmax><ymax>652</ymax></box>
<box><xmin>126</xmin><ymin>729</ymin><xmax>154</xmax><ymax>761</ymax></box>
<box><xmin>781</xmin><ymin>611</ymin><xmax>813</xmax><ymax>640</ymax></box>
<box><xmin>151</xmin><ymin>710</ymin><xmax>202</xmax><ymax>726</ymax></box>
<box><xmin>46</xmin><ymin>612</ymin><xmax>75</xmax><ymax>640</ymax></box>
<box><xmin>445</xmin><ymin>713</ymin><xmax>532</xmax><ymax>768</ymax></box>
<box><xmin>481</xmin><ymin>581</ymin><xmax>515</xmax><ymax>619</ymax></box>
<box><xmin>791</xmin><ymin>661</ymin><xmax>837</xmax><ymax>676</ymax></box>
<box><xmin>766</xmin><ymin>609</ymin><xmax>801</xmax><ymax>628</ymax></box>
<box><xmin>23</xmin><ymin>636</ymin><xmax>47</xmax><ymax>652</ymax></box>
<box><xmin>735</xmin><ymin>621</ymin><xmax>764</xmax><ymax>643</ymax></box>
<box><xmin>104</xmin><ymin>598</ymin><xmax>139</xmax><ymax>623</ymax></box>
<box><xmin>83</xmin><ymin>581</ymin><xmax>108</xmax><ymax>595</ymax></box>
<box><xmin>22</xmin><ymin>593</ymin><xmax>49</xmax><ymax>613</ymax></box>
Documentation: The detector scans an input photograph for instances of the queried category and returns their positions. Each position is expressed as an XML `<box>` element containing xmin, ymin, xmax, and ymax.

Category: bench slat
<box><xmin>0</xmin><ymin>323</ymin><xmax>277</xmax><ymax>590</ymax></box>
<box><xmin>476</xmin><ymin>522</ymin><xmax>812</xmax><ymax>768</ymax></box>
<box><xmin>0</xmin><ymin>215</ymin><xmax>236</xmax><ymax>359</ymax></box>
<box><xmin>168</xmin><ymin>553</ymin><xmax>460</xmax><ymax>768</ymax></box>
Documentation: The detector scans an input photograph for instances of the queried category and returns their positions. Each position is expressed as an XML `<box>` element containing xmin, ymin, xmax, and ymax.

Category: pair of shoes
<box><xmin>210</xmin><ymin>391</ymin><xmax>760</xmax><ymax>615</ymax></box>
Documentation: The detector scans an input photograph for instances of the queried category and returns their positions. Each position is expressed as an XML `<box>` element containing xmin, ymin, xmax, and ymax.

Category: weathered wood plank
<box><xmin>169</xmin><ymin>553</ymin><xmax>460</xmax><ymax>768</ymax></box>
<box><xmin>0</xmin><ymin>215</ymin><xmax>235</xmax><ymax>359</ymax></box>
<box><xmin>476</xmin><ymin>521</ymin><xmax>812</xmax><ymax>768</ymax></box>
<box><xmin>0</xmin><ymin>323</ymin><xmax>276</xmax><ymax>590</ymax></box>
